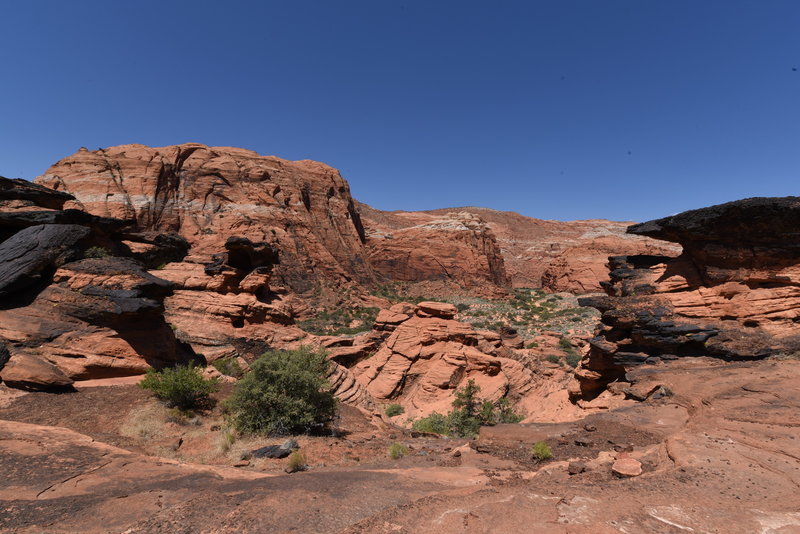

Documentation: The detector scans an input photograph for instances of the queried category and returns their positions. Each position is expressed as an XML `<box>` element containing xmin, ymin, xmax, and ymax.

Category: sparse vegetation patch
<box><xmin>139</xmin><ymin>365</ymin><xmax>218</xmax><ymax>410</ymax></box>
<box><xmin>225</xmin><ymin>347</ymin><xmax>337</xmax><ymax>436</ymax></box>
<box><xmin>410</xmin><ymin>379</ymin><xmax>522</xmax><ymax>438</ymax></box>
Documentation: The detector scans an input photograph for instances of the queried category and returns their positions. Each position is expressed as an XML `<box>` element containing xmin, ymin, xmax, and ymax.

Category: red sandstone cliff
<box><xmin>359</xmin><ymin>203</ymin><xmax>680</xmax><ymax>293</ymax></box>
<box><xmin>37</xmin><ymin>144</ymin><xmax>375</xmax><ymax>296</ymax></box>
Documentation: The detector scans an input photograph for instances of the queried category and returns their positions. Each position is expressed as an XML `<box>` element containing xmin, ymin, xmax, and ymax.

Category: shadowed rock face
<box><xmin>0</xmin><ymin>176</ymin><xmax>73</xmax><ymax>209</ymax></box>
<box><xmin>0</xmin><ymin>176</ymin><xmax>194</xmax><ymax>389</ymax></box>
<box><xmin>576</xmin><ymin>196</ymin><xmax>800</xmax><ymax>398</ymax></box>
<box><xmin>37</xmin><ymin>144</ymin><xmax>375</xmax><ymax>295</ymax></box>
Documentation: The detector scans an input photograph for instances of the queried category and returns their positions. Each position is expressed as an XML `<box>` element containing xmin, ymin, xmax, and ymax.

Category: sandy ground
<box><xmin>1</xmin><ymin>358</ymin><xmax>799</xmax><ymax>533</ymax></box>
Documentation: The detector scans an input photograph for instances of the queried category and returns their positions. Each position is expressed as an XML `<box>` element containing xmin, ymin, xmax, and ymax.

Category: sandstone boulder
<box><xmin>416</xmin><ymin>301</ymin><xmax>458</xmax><ymax>319</ymax></box>
<box><xmin>611</xmin><ymin>457</ymin><xmax>642</xmax><ymax>478</ymax></box>
<box><xmin>0</xmin><ymin>352</ymin><xmax>74</xmax><ymax>390</ymax></box>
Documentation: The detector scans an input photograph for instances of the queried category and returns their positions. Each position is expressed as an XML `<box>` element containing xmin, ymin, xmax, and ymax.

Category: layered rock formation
<box><xmin>363</xmin><ymin>210</ymin><xmax>510</xmax><ymax>290</ymax></box>
<box><xmin>358</xmin><ymin>203</ymin><xmax>679</xmax><ymax>293</ymax></box>
<box><xmin>37</xmin><ymin>144</ymin><xmax>375</xmax><ymax>296</ymax></box>
<box><xmin>0</xmin><ymin>176</ymin><xmax>193</xmax><ymax>389</ymax></box>
<box><xmin>351</xmin><ymin>301</ymin><xmax>535</xmax><ymax>418</ymax></box>
<box><xmin>575</xmin><ymin>197</ymin><xmax>800</xmax><ymax>398</ymax></box>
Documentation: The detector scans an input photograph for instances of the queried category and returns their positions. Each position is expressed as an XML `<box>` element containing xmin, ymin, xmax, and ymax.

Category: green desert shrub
<box><xmin>212</xmin><ymin>357</ymin><xmax>244</xmax><ymax>378</ymax></box>
<box><xmin>411</xmin><ymin>380</ymin><xmax>523</xmax><ymax>438</ymax></box>
<box><xmin>496</xmin><ymin>397</ymin><xmax>524</xmax><ymax>424</ymax></box>
<box><xmin>565</xmin><ymin>352</ymin><xmax>582</xmax><ymax>368</ymax></box>
<box><xmin>297</xmin><ymin>307</ymin><xmax>379</xmax><ymax>336</ymax></box>
<box><xmin>83</xmin><ymin>246</ymin><xmax>110</xmax><ymax>259</ymax></box>
<box><xmin>546</xmin><ymin>354</ymin><xmax>561</xmax><ymax>365</ymax></box>
<box><xmin>388</xmin><ymin>442</ymin><xmax>408</xmax><ymax>459</ymax></box>
<box><xmin>385</xmin><ymin>403</ymin><xmax>405</xmax><ymax>417</ymax></box>
<box><xmin>531</xmin><ymin>441</ymin><xmax>553</xmax><ymax>461</ymax></box>
<box><xmin>411</xmin><ymin>412</ymin><xmax>450</xmax><ymax>435</ymax></box>
<box><xmin>139</xmin><ymin>365</ymin><xmax>218</xmax><ymax>410</ymax></box>
<box><xmin>225</xmin><ymin>347</ymin><xmax>337</xmax><ymax>436</ymax></box>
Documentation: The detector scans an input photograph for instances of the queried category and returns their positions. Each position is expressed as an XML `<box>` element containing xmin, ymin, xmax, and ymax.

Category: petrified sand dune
<box><xmin>38</xmin><ymin>144</ymin><xmax>375</xmax><ymax>295</ymax></box>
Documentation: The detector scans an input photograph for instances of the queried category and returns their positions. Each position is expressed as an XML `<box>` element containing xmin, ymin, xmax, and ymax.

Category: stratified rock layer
<box><xmin>352</xmin><ymin>302</ymin><xmax>534</xmax><ymax>418</ymax></box>
<box><xmin>0</xmin><ymin>176</ymin><xmax>193</xmax><ymax>389</ymax></box>
<box><xmin>38</xmin><ymin>144</ymin><xmax>375</xmax><ymax>295</ymax></box>
<box><xmin>576</xmin><ymin>196</ymin><xmax>800</xmax><ymax>398</ymax></box>
<box><xmin>364</xmin><ymin>211</ymin><xmax>510</xmax><ymax>290</ymax></box>
<box><xmin>358</xmin><ymin>203</ymin><xmax>679</xmax><ymax>293</ymax></box>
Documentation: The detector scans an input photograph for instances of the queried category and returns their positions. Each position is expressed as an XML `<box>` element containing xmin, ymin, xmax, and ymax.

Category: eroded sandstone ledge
<box><xmin>575</xmin><ymin>196</ymin><xmax>800</xmax><ymax>398</ymax></box>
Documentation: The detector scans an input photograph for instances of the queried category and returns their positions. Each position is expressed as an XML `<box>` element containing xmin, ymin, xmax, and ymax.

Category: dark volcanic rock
<box><xmin>0</xmin><ymin>224</ymin><xmax>91</xmax><ymax>298</ymax></box>
<box><xmin>252</xmin><ymin>439</ymin><xmax>299</xmax><ymax>459</ymax></box>
<box><xmin>0</xmin><ymin>341</ymin><xmax>9</xmax><ymax>372</ymax></box>
<box><xmin>0</xmin><ymin>184</ymin><xmax>196</xmax><ymax>388</ymax></box>
<box><xmin>119</xmin><ymin>231</ymin><xmax>190</xmax><ymax>269</ymax></box>
<box><xmin>0</xmin><ymin>176</ymin><xmax>74</xmax><ymax>210</ymax></box>
<box><xmin>0</xmin><ymin>209</ymin><xmax>131</xmax><ymax>236</ymax></box>
<box><xmin>575</xmin><ymin>196</ymin><xmax>800</xmax><ymax>399</ymax></box>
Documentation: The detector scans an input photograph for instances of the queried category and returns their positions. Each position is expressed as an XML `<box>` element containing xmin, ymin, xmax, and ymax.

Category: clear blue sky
<box><xmin>2</xmin><ymin>1</ymin><xmax>798</xmax><ymax>221</ymax></box>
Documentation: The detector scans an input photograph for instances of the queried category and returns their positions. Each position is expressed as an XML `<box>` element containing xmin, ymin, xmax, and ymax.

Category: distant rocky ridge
<box><xmin>575</xmin><ymin>196</ymin><xmax>800</xmax><ymax>398</ymax></box>
<box><xmin>357</xmin><ymin>203</ymin><xmax>680</xmax><ymax>293</ymax></box>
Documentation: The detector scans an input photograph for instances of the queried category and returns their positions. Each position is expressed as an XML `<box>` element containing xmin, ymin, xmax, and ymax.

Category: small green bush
<box><xmin>411</xmin><ymin>412</ymin><xmax>450</xmax><ymax>435</ymax></box>
<box><xmin>83</xmin><ymin>246</ymin><xmax>110</xmax><ymax>259</ymax></box>
<box><xmin>479</xmin><ymin>400</ymin><xmax>496</xmax><ymax>425</ymax></box>
<box><xmin>212</xmin><ymin>357</ymin><xmax>244</xmax><ymax>378</ymax></box>
<box><xmin>526</xmin><ymin>341</ymin><xmax>539</xmax><ymax>349</ymax></box>
<box><xmin>297</xmin><ymin>307</ymin><xmax>379</xmax><ymax>336</ymax></box>
<box><xmin>546</xmin><ymin>354</ymin><xmax>561</xmax><ymax>364</ymax></box>
<box><xmin>565</xmin><ymin>353</ymin><xmax>582</xmax><ymax>368</ymax></box>
<box><xmin>287</xmin><ymin>450</ymin><xmax>307</xmax><ymax>472</ymax></box>
<box><xmin>497</xmin><ymin>397</ymin><xmax>523</xmax><ymax>424</ymax></box>
<box><xmin>558</xmin><ymin>337</ymin><xmax>573</xmax><ymax>351</ymax></box>
<box><xmin>385</xmin><ymin>403</ymin><xmax>405</xmax><ymax>417</ymax></box>
<box><xmin>139</xmin><ymin>365</ymin><xmax>218</xmax><ymax>410</ymax></box>
<box><xmin>225</xmin><ymin>347</ymin><xmax>337</xmax><ymax>436</ymax></box>
<box><xmin>531</xmin><ymin>441</ymin><xmax>553</xmax><ymax>461</ymax></box>
<box><xmin>388</xmin><ymin>442</ymin><xmax>408</xmax><ymax>459</ymax></box>
<box><xmin>412</xmin><ymin>381</ymin><xmax>523</xmax><ymax>438</ymax></box>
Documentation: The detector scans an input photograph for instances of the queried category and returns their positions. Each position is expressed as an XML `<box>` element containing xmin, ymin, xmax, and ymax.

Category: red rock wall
<box><xmin>359</xmin><ymin>203</ymin><xmax>679</xmax><ymax>293</ymax></box>
<box><xmin>38</xmin><ymin>144</ymin><xmax>376</xmax><ymax>295</ymax></box>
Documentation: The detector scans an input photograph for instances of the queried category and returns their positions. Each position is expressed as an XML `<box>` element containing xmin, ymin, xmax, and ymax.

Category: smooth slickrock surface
<box><xmin>2</xmin><ymin>358</ymin><xmax>797</xmax><ymax>533</ymax></box>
